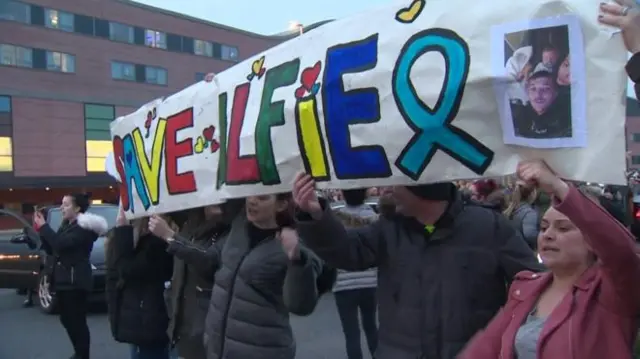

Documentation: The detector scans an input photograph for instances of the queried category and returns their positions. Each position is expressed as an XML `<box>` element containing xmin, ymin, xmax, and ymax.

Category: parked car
<box><xmin>0</xmin><ymin>204</ymin><xmax>117</xmax><ymax>313</ymax></box>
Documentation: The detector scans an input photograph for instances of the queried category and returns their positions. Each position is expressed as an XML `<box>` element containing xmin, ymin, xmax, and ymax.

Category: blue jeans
<box><xmin>130</xmin><ymin>344</ymin><xmax>170</xmax><ymax>359</ymax></box>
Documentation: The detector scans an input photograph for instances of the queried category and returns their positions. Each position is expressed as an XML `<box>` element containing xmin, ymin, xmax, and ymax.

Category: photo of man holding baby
<box><xmin>504</xmin><ymin>25</ymin><xmax>572</xmax><ymax>140</ymax></box>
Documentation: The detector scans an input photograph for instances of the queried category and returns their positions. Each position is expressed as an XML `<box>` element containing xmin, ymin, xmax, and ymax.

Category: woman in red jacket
<box><xmin>459</xmin><ymin>160</ymin><xmax>640</xmax><ymax>359</ymax></box>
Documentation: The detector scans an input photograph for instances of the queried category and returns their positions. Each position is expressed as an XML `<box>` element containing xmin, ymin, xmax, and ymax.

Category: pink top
<box><xmin>459</xmin><ymin>186</ymin><xmax>640</xmax><ymax>359</ymax></box>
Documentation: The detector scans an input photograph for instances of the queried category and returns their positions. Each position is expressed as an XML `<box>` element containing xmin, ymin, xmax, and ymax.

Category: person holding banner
<box><xmin>458</xmin><ymin>160</ymin><xmax>640</xmax><ymax>359</ymax></box>
<box><xmin>599</xmin><ymin>0</ymin><xmax>640</xmax><ymax>99</ymax></box>
<box><xmin>105</xmin><ymin>205</ymin><xmax>174</xmax><ymax>359</ymax></box>
<box><xmin>292</xmin><ymin>175</ymin><xmax>542</xmax><ymax>359</ymax></box>
<box><xmin>147</xmin><ymin>194</ymin><xmax>327</xmax><ymax>359</ymax></box>
<box><xmin>149</xmin><ymin>202</ymin><xmax>243</xmax><ymax>359</ymax></box>
<box><xmin>202</xmin><ymin>194</ymin><xmax>325</xmax><ymax>359</ymax></box>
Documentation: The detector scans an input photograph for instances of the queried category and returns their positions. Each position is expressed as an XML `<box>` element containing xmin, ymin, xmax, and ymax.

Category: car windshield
<box><xmin>47</xmin><ymin>206</ymin><xmax>118</xmax><ymax>232</ymax></box>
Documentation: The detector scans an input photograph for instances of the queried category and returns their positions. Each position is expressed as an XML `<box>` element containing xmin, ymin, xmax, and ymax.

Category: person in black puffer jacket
<box><xmin>149</xmin><ymin>194</ymin><xmax>326</xmax><ymax>359</ymax></box>
<box><xmin>105</xmin><ymin>204</ymin><xmax>174</xmax><ymax>359</ymax></box>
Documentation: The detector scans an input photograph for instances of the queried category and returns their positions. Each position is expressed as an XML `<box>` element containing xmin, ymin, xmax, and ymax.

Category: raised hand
<box><xmin>516</xmin><ymin>160</ymin><xmax>569</xmax><ymax>200</ymax></box>
<box><xmin>599</xmin><ymin>0</ymin><xmax>640</xmax><ymax>54</ymax></box>
<box><xmin>148</xmin><ymin>215</ymin><xmax>175</xmax><ymax>241</ymax></box>
<box><xmin>277</xmin><ymin>227</ymin><xmax>301</xmax><ymax>261</ymax></box>
<box><xmin>33</xmin><ymin>211</ymin><xmax>45</xmax><ymax>228</ymax></box>
<box><xmin>116</xmin><ymin>202</ymin><xmax>128</xmax><ymax>227</ymax></box>
<box><xmin>292</xmin><ymin>172</ymin><xmax>322</xmax><ymax>216</ymax></box>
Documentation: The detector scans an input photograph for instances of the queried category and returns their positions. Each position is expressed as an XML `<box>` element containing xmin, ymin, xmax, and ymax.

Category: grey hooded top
<box><xmin>204</xmin><ymin>214</ymin><xmax>323</xmax><ymax>359</ymax></box>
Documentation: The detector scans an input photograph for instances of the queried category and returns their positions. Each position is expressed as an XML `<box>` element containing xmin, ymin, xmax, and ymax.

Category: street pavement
<box><xmin>0</xmin><ymin>289</ymin><xmax>372</xmax><ymax>359</ymax></box>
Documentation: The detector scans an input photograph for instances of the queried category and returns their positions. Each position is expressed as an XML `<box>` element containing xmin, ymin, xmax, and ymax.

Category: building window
<box><xmin>221</xmin><ymin>45</ymin><xmax>239</xmax><ymax>61</ymax></box>
<box><xmin>45</xmin><ymin>9</ymin><xmax>74</xmax><ymax>32</ymax></box>
<box><xmin>145</xmin><ymin>66</ymin><xmax>167</xmax><ymax>85</ymax></box>
<box><xmin>74</xmin><ymin>14</ymin><xmax>94</xmax><ymax>36</ymax></box>
<box><xmin>46</xmin><ymin>51</ymin><xmax>75</xmax><ymax>73</ymax></box>
<box><xmin>633</xmin><ymin>156</ymin><xmax>640</xmax><ymax>165</ymax></box>
<box><xmin>0</xmin><ymin>137</ymin><xmax>12</xmax><ymax>172</ymax></box>
<box><xmin>0</xmin><ymin>96</ymin><xmax>10</xmax><ymax>112</ymax></box>
<box><xmin>633</xmin><ymin>133</ymin><xmax>640</xmax><ymax>143</ymax></box>
<box><xmin>84</xmin><ymin>104</ymin><xmax>114</xmax><ymax>172</ymax></box>
<box><xmin>145</xmin><ymin>29</ymin><xmax>166</xmax><ymax>49</ymax></box>
<box><xmin>111</xmin><ymin>61</ymin><xmax>135</xmax><ymax>81</ymax></box>
<box><xmin>194</xmin><ymin>39</ymin><xmax>213</xmax><ymax>57</ymax></box>
<box><xmin>0</xmin><ymin>96</ymin><xmax>11</xmax><ymax>172</ymax></box>
<box><xmin>0</xmin><ymin>1</ymin><xmax>30</xmax><ymax>23</ymax></box>
<box><xmin>109</xmin><ymin>22</ymin><xmax>134</xmax><ymax>43</ymax></box>
<box><xmin>0</xmin><ymin>44</ymin><xmax>33</xmax><ymax>68</ymax></box>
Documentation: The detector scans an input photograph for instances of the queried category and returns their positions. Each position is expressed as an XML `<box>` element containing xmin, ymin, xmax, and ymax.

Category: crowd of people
<box><xmin>31</xmin><ymin>2</ymin><xmax>640</xmax><ymax>359</ymax></box>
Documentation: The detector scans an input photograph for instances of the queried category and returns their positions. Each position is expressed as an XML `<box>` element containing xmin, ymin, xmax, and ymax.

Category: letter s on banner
<box><xmin>393</xmin><ymin>28</ymin><xmax>494</xmax><ymax>180</ymax></box>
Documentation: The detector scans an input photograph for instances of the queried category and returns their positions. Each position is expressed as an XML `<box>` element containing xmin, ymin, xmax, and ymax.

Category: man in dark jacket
<box><xmin>292</xmin><ymin>174</ymin><xmax>544</xmax><ymax>359</ymax></box>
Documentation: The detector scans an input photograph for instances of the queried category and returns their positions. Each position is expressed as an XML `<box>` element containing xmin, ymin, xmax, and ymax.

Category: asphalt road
<box><xmin>0</xmin><ymin>289</ymin><xmax>372</xmax><ymax>359</ymax></box>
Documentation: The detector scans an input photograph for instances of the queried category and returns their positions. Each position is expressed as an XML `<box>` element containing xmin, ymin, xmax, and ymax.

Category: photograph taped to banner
<box><xmin>491</xmin><ymin>15</ymin><xmax>587</xmax><ymax>148</ymax></box>
<box><xmin>110</xmin><ymin>0</ymin><xmax>627</xmax><ymax>218</ymax></box>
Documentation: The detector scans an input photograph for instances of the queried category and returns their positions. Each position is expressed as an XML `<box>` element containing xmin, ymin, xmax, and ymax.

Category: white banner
<box><xmin>110</xmin><ymin>0</ymin><xmax>628</xmax><ymax>218</ymax></box>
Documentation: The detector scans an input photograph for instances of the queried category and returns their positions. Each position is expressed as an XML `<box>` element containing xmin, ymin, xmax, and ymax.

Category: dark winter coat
<box><xmin>38</xmin><ymin>213</ymin><xmax>108</xmax><ymax>291</ymax></box>
<box><xmin>167</xmin><ymin>223</ymin><xmax>230</xmax><ymax>350</ymax></box>
<box><xmin>296</xmin><ymin>191</ymin><xmax>544</xmax><ymax>359</ymax></box>
<box><xmin>204</xmin><ymin>214</ymin><xmax>324</xmax><ymax>359</ymax></box>
<box><xmin>105</xmin><ymin>226</ymin><xmax>174</xmax><ymax>346</ymax></box>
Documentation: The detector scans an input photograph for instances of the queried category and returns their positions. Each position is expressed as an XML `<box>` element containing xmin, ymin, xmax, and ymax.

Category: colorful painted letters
<box><xmin>323</xmin><ymin>34</ymin><xmax>392</xmax><ymax>180</ymax></box>
<box><xmin>113</xmin><ymin>109</ymin><xmax>198</xmax><ymax>212</ymax></box>
<box><xmin>114</xmin><ymin>28</ymin><xmax>495</xmax><ymax>214</ymax></box>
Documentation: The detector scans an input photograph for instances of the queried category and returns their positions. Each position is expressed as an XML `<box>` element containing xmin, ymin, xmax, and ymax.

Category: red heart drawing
<box><xmin>202</xmin><ymin>126</ymin><xmax>215</xmax><ymax>141</ymax></box>
<box><xmin>210</xmin><ymin>140</ymin><xmax>220</xmax><ymax>153</ymax></box>
<box><xmin>257</xmin><ymin>67</ymin><xmax>266</xmax><ymax>79</ymax></box>
<box><xmin>301</xmin><ymin>61</ymin><xmax>322</xmax><ymax>91</ymax></box>
<box><xmin>294</xmin><ymin>86</ymin><xmax>306</xmax><ymax>99</ymax></box>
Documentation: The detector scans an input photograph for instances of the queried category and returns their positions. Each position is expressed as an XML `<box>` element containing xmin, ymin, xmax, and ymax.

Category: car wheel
<box><xmin>38</xmin><ymin>274</ymin><xmax>58</xmax><ymax>314</ymax></box>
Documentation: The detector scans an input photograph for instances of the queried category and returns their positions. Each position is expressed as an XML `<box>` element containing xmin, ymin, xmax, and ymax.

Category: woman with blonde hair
<box><xmin>105</xmin><ymin>205</ymin><xmax>175</xmax><ymax>359</ymax></box>
<box><xmin>504</xmin><ymin>182</ymin><xmax>539</xmax><ymax>251</ymax></box>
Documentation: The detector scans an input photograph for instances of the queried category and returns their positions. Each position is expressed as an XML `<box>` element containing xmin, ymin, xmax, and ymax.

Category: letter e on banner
<box><xmin>165</xmin><ymin>108</ymin><xmax>197</xmax><ymax>195</ymax></box>
<box><xmin>322</xmin><ymin>34</ymin><xmax>392</xmax><ymax>180</ymax></box>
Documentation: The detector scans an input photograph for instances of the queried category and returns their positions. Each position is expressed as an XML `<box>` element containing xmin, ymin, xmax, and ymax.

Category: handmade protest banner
<box><xmin>111</xmin><ymin>0</ymin><xmax>628</xmax><ymax>218</ymax></box>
